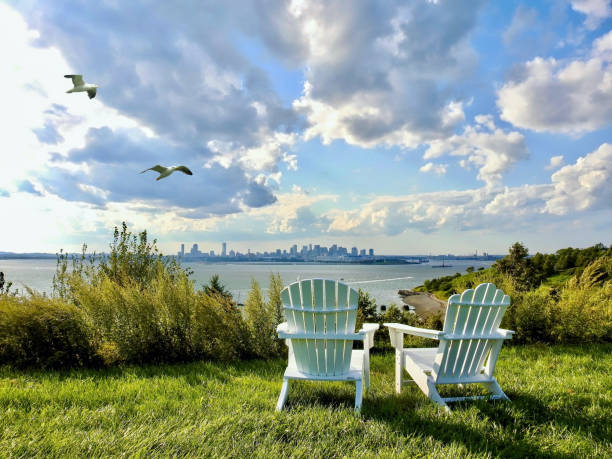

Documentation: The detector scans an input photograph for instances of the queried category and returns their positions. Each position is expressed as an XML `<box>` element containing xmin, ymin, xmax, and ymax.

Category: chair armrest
<box><xmin>497</xmin><ymin>328</ymin><xmax>515</xmax><ymax>339</ymax></box>
<box><xmin>358</xmin><ymin>323</ymin><xmax>379</xmax><ymax>349</ymax></box>
<box><xmin>384</xmin><ymin>322</ymin><xmax>444</xmax><ymax>349</ymax></box>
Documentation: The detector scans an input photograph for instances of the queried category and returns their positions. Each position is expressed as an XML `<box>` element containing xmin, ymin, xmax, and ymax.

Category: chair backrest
<box><xmin>432</xmin><ymin>283</ymin><xmax>511</xmax><ymax>383</ymax></box>
<box><xmin>280</xmin><ymin>279</ymin><xmax>359</xmax><ymax>376</ymax></box>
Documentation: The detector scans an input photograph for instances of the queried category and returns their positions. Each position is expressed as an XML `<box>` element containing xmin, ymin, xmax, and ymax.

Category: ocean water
<box><xmin>0</xmin><ymin>258</ymin><xmax>494</xmax><ymax>307</ymax></box>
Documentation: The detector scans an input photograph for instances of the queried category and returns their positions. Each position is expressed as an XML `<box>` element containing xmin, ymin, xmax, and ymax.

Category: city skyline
<box><xmin>176</xmin><ymin>241</ymin><xmax>495</xmax><ymax>259</ymax></box>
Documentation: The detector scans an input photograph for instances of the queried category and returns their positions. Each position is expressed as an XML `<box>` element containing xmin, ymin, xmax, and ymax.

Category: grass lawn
<box><xmin>1</xmin><ymin>344</ymin><xmax>611</xmax><ymax>458</ymax></box>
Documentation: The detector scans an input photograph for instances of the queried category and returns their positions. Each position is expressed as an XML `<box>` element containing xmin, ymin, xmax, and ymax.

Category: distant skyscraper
<box><xmin>222</xmin><ymin>242</ymin><xmax>227</xmax><ymax>256</ymax></box>
<box><xmin>359</xmin><ymin>249</ymin><xmax>366</xmax><ymax>256</ymax></box>
<box><xmin>369</xmin><ymin>248</ymin><xmax>374</xmax><ymax>256</ymax></box>
<box><xmin>181</xmin><ymin>244</ymin><xmax>185</xmax><ymax>257</ymax></box>
<box><xmin>351</xmin><ymin>246</ymin><xmax>358</xmax><ymax>256</ymax></box>
<box><xmin>190</xmin><ymin>243</ymin><xmax>199</xmax><ymax>256</ymax></box>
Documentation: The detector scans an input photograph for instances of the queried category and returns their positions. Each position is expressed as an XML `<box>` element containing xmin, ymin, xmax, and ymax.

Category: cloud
<box><xmin>32</xmin><ymin>121</ymin><xmax>64</xmax><ymax>144</ymax></box>
<box><xmin>419</xmin><ymin>162</ymin><xmax>447</xmax><ymax>175</ymax></box>
<box><xmin>570</xmin><ymin>0</ymin><xmax>612</xmax><ymax>29</ymax></box>
<box><xmin>17</xmin><ymin>180</ymin><xmax>43</xmax><ymax>196</ymax></box>
<box><xmin>0</xmin><ymin>189</ymin><xmax>10</xmax><ymax>198</ymax></box>
<box><xmin>13</xmin><ymin>1</ymin><xmax>299</xmax><ymax>149</ymax></box>
<box><xmin>424</xmin><ymin>115</ymin><xmax>528</xmax><ymax>185</ymax></box>
<box><xmin>497</xmin><ymin>30</ymin><xmax>612</xmax><ymax>134</ymax></box>
<box><xmin>35</xmin><ymin>127</ymin><xmax>282</xmax><ymax>212</ymax></box>
<box><xmin>545</xmin><ymin>142</ymin><xmax>612</xmax><ymax>214</ymax></box>
<box><xmin>323</xmin><ymin>144</ymin><xmax>611</xmax><ymax>236</ymax></box>
<box><xmin>3</xmin><ymin>2</ymin><xmax>302</xmax><ymax>220</ymax></box>
<box><xmin>289</xmin><ymin>0</ymin><xmax>483</xmax><ymax>149</ymax></box>
<box><xmin>546</xmin><ymin>155</ymin><xmax>565</xmax><ymax>170</ymax></box>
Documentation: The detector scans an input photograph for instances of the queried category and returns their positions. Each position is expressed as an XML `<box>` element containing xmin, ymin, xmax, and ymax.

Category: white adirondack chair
<box><xmin>385</xmin><ymin>283</ymin><xmax>514</xmax><ymax>412</ymax></box>
<box><xmin>276</xmin><ymin>279</ymin><xmax>379</xmax><ymax>412</ymax></box>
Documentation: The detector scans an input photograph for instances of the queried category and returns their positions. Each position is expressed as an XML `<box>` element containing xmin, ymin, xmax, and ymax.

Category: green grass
<box><xmin>1</xmin><ymin>344</ymin><xmax>611</xmax><ymax>458</ymax></box>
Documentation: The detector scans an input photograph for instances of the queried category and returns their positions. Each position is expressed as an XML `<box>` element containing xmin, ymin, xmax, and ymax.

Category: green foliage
<box><xmin>1</xmin><ymin>223</ymin><xmax>261</xmax><ymax>368</ymax></box>
<box><xmin>243</xmin><ymin>278</ymin><xmax>276</xmax><ymax>358</ymax></box>
<box><xmin>551</xmin><ymin>278</ymin><xmax>612</xmax><ymax>343</ymax></box>
<box><xmin>419</xmin><ymin>245</ymin><xmax>612</xmax><ymax>344</ymax></box>
<box><xmin>0</xmin><ymin>271</ymin><xmax>16</xmax><ymax>296</ymax></box>
<box><xmin>0</xmin><ymin>294</ymin><xmax>97</xmax><ymax>368</ymax></box>
<box><xmin>494</xmin><ymin>242</ymin><xmax>539</xmax><ymax>291</ymax></box>
<box><xmin>266</xmin><ymin>273</ymin><xmax>285</xmax><ymax>356</ymax></box>
<box><xmin>202</xmin><ymin>274</ymin><xmax>232</xmax><ymax>299</ymax></box>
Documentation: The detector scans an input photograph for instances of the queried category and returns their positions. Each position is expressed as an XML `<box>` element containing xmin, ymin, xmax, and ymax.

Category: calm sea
<box><xmin>0</xmin><ymin>258</ymin><xmax>494</xmax><ymax>307</ymax></box>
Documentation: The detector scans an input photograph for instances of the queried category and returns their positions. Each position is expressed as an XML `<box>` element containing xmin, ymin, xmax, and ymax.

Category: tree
<box><xmin>203</xmin><ymin>274</ymin><xmax>232</xmax><ymax>299</ymax></box>
<box><xmin>266</xmin><ymin>273</ymin><xmax>285</xmax><ymax>355</ymax></box>
<box><xmin>494</xmin><ymin>242</ymin><xmax>539</xmax><ymax>291</ymax></box>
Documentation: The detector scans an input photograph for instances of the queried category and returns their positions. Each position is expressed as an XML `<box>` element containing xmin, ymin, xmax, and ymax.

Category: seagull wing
<box><xmin>141</xmin><ymin>165</ymin><xmax>167</xmax><ymax>174</ymax></box>
<box><xmin>64</xmin><ymin>74</ymin><xmax>84</xmax><ymax>87</ymax></box>
<box><xmin>87</xmin><ymin>88</ymin><xmax>97</xmax><ymax>99</ymax></box>
<box><xmin>174</xmin><ymin>166</ymin><xmax>193</xmax><ymax>175</ymax></box>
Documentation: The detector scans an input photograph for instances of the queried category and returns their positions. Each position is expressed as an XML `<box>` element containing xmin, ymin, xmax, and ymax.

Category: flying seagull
<box><xmin>141</xmin><ymin>165</ymin><xmax>193</xmax><ymax>180</ymax></box>
<box><xmin>64</xmin><ymin>74</ymin><xmax>99</xmax><ymax>99</ymax></box>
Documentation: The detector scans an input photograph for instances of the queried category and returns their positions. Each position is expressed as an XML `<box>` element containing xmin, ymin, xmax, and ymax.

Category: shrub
<box><xmin>243</xmin><ymin>278</ymin><xmax>276</xmax><ymax>358</ymax></box>
<box><xmin>551</xmin><ymin>281</ymin><xmax>612</xmax><ymax>343</ymax></box>
<box><xmin>266</xmin><ymin>273</ymin><xmax>286</xmax><ymax>356</ymax></box>
<box><xmin>0</xmin><ymin>294</ymin><xmax>97</xmax><ymax>368</ymax></box>
<box><xmin>501</xmin><ymin>288</ymin><xmax>554</xmax><ymax>344</ymax></box>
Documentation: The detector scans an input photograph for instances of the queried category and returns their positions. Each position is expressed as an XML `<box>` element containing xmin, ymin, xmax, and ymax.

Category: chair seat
<box><xmin>284</xmin><ymin>350</ymin><xmax>364</xmax><ymax>381</ymax></box>
<box><xmin>403</xmin><ymin>347</ymin><xmax>439</xmax><ymax>373</ymax></box>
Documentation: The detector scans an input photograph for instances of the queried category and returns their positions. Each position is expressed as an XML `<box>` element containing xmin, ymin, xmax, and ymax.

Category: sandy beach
<box><xmin>398</xmin><ymin>290</ymin><xmax>447</xmax><ymax>317</ymax></box>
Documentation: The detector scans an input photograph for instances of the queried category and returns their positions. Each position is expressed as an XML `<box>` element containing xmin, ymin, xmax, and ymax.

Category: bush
<box><xmin>0</xmin><ymin>294</ymin><xmax>97</xmax><ymax>368</ymax></box>
<box><xmin>69</xmin><ymin>261</ymin><xmax>251</xmax><ymax>364</ymax></box>
<box><xmin>243</xmin><ymin>278</ymin><xmax>277</xmax><ymax>358</ymax></box>
<box><xmin>551</xmin><ymin>281</ymin><xmax>612</xmax><ymax>343</ymax></box>
<box><xmin>501</xmin><ymin>288</ymin><xmax>554</xmax><ymax>344</ymax></box>
<box><xmin>0</xmin><ymin>222</ymin><xmax>257</xmax><ymax>368</ymax></box>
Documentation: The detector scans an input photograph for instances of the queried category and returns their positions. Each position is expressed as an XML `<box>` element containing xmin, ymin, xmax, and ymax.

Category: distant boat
<box><xmin>432</xmin><ymin>256</ymin><xmax>452</xmax><ymax>268</ymax></box>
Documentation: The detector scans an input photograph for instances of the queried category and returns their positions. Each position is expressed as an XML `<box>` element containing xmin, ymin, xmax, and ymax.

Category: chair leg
<box><xmin>276</xmin><ymin>379</ymin><xmax>290</xmax><ymax>411</ymax></box>
<box><xmin>482</xmin><ymin>378</ymin><xmax>510</xmax><ymax>401</ymax></box>
<box><xmin>426</xmin><ymin>380</ymin><xmax>451</xmax><ymax>413</ymax></box>
<box><xmin>395</xmin><ymin>349</ymin><xmax>403</xmax><ymax>394</ymax></box>
<box><xmin>411</xmin><ymin>373</ymin><xmax>450</xmax><ymax>413</ymax></box>
<box><xmin>355</xmin><ymin>379</ymin><xmax>363</xmax><ymax>413</ymax></box>
<box><xmin>364</xmin><ymin>352</ymin><xmax>370</xmax><ymax>392</ymax></box>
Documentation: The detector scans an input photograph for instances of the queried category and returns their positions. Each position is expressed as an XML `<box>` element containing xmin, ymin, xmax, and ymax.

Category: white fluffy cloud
<box><xmin>206</xmin><ymin>130</ymin><xmax>297</xmax><ymax>175</ymax></box>
<box><xmin>497</xmin><ymin>30</ymin><xmax>612</xmax><ymax>134</ymax></box>
<box><xmin>546</xmin><ymin>155</ymin><xmax>565</xmax><ymax>170</ymax></box>
<box><xmin>423</xmin><ymin>115</ymin><xmax>528</xmax><ymax>185</ymax></box>
<box><xmin>323</xmin><ymin>144</ymin><xmax>611</xmax><ymax>236</ymax></box>
<box><xmin>545</xmin><ymin>143</ymin><xmax>612</xmax><ymax>214</ymax></box>
<box><xmin>570</xmin><ymin>0</ymin><xmax>612</xmax><ymax>29</ymax></box>
<box><xmin>419</xmin><ymin>162</ymin><xmax>447</xmax><ymax>175</ymax></box>
<box><xmin>289</xmin><ymin>0</ymin><xmax>482</xmax><ymax>149</ymax></box>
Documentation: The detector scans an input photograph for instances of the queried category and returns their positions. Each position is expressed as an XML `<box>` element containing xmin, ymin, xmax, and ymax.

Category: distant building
<box><xmin>222</xmin><ymin>242</ymin><xmax>227</xmax><ymax>256</ymax></box>
<box><xmin>351</xmin><ymin>247</ymin><xmax>358</xmax><ymax>256</ymax></box>
<box><xmin>190</xmin><ymin>243</ymin><xmax>201</xmax><ymax>256</ymax></box>
<box><xmin>209</xmin><ymin>250</ymin><xmax>215</xmax><ymax>257</ymax></box>
<box><xmin>229</xmin><ymin>250</ymin><xmax>235</xmax><ymax>257</ymax></box>
<box><xmin>359</xmin><ymin>249</ymin><xmax>366</xmax><ymax>256</ymax></box>
<box><xmin>369</xmin><ymin>248</ymin><xmax>374</xmax><ymax>256</ymax></box>
<box><xmin>181</xmin><ymin>244</ymin><xmax>185</xmax><ymax>257</ymax></box>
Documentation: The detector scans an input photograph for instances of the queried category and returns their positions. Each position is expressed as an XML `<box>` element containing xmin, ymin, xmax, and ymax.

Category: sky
<box><xmin>0</xmin><ymin>0</ymin><xmax>611</xmax><ymax>256</ymax></box>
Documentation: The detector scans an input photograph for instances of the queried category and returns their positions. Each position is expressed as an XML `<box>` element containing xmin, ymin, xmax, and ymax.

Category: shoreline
<box><xmin>398</xmin><ymin>289</ymin><xmax>447</xmax><ymax>317</ymax></box>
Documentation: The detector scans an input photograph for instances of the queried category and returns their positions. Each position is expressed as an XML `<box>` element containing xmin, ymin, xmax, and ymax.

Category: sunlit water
<box><xmin>1</xmin><ymin>259</ymin><xmax>494</xmax><ymax>307</ymax></box>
